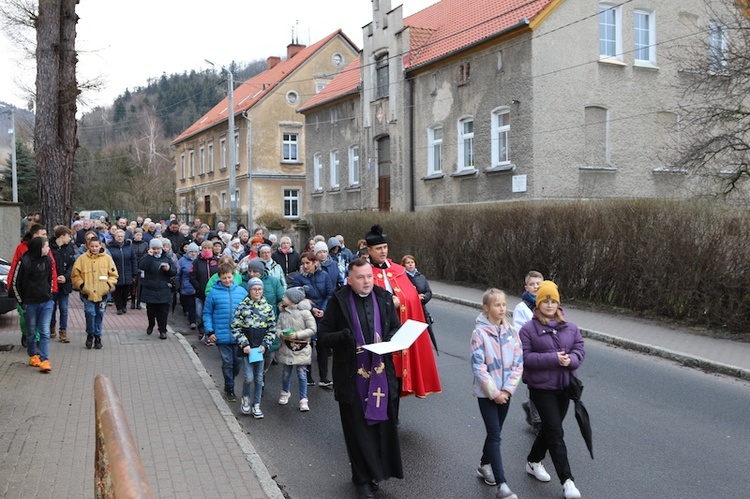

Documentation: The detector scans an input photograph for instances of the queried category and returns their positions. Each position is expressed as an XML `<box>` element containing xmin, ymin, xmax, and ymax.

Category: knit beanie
<box><xmin>247</xmin><ymin>277</ymin><xmax>264</xmax><ymax>290</ymax></box>
<box><xmin>247</xmin><ymin>258</ymin><xmax>266</xmax><ymax>275</ymax></box>
<box><xmin>314</xmin><ymin>241</ymin><xmax>328</xmax><ymax>254</ymax></box>
<box><xmin>186</xmin><ymin>242</ymin><xmax>200</xmax><ymax>253</ymax></box>
<box><xmin>285</xmin><ymin>286</ymin><xmax>306</xmax><ymax>304</ymax></box>
<box><xmin>149</xmin><ymin>238</ymin><xmax>163</xmax><ymax>249</ymax></box>
<box><xmin>536</xmin><ymin>280</ymin><xmax>560</xmax><ymax>306</ymax></box>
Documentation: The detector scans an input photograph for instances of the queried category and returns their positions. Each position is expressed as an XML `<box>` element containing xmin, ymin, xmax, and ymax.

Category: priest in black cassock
<box><xmin>318</xmin><ymin>258</ymin><xmax>403</xmax><ymax>499</ymax></box>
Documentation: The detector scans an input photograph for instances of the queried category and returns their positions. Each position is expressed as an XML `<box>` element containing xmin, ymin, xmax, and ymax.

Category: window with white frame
<box><xmin>708</xmin><ymin>22</ymin><xmax>729</xmax><ymax>73</ymax></box>
<box><xmin>207</xmin><ymin>143</ymin><xmax>214</xmax><ymax>172</ymax></box>
<box><xmin>348</xmin><ymin>145</ymin><xmax>360</xmax><ymax>186</ymax></box>
<box><xmin>634</xmin><ymin>10</ymin><xmax>656</xmax><ymax>64</ymax></box>
<box><xmin>313</xmin><ymin>153</ymin><xmax>322</xmax><ymax>191</ymax></box>
<box><xmin>283</xmin><ymin>189</ymin><xmax>300</xmax><ymax>219</ymax></box>
<box><xmin>491</xmin><ymin>108</ymin><xmax>511</xmax><ymax>166</ymax></box>
<box><xmin>189</xmin><ymin>151</ymin><xmax>195</xmax><ymax>177</ymax></box>
<box><xmin>599</xmin><ymin>3</ymin><xmax>622</xmax><ymax>60</ymax></box>
<box><xmin>376</xmin><ymin>54</ymin><xmax>389</xmax><ymax>99</ymax></box>
<box><xmin>330</xmin><ymin>150</ymin><xmax>340</xmax><ymax>188</ymax></box>
<box><xmin>180</xmin><ymin>154</ymin><xmax>186</xmax><ymax>180</ymax></box>
<box><xmin>221</xmin><ymin>192</ymin><xmax>227</xmax><ymax>209</ymax></box>
<box><xmin>282</xmin><ymin>133</ymin><xmax>299</xmax><ymax>162</ymax></box>
<box><xmin>220</xmin><ymin>138</ymin><xmax>227</xmax><ymax>169</ymax></box>
<box><xmin>428</xmin><ymin>125</ymin><xmax>443</xmax><ymax>175</ymax></box>
<box><xmin>199</xmin><ymin>146</ymin><xmax>205</xmax><ymax>175</ymax></box>
<box><xmin>457</xmin><ymin>118</ymin><xmax>474</xmax><ymax>171</ymax></box>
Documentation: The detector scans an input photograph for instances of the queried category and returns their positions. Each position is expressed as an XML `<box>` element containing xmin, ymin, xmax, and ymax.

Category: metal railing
<box><xmin>94</xmin><ymin>375</ymin><xmax>154</xmax><ymax>498</ymax></box>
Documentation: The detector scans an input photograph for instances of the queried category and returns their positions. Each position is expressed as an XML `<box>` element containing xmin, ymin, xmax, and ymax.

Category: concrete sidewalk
<box><xmin>430</xmin><ymin>280</ymin><xmax>750</xmax><ymax>381</ymax></box>
<box><xmin>0</xmin><ymin>298</ymin><xmax>282</xmax><ymax>498</ymax></box>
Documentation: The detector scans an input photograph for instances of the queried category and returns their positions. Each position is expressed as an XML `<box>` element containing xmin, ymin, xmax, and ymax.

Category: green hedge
<box><xmin>309</xmin><ymin>200</ymin><xmax>750</xmax><ymax>335</ymax></box>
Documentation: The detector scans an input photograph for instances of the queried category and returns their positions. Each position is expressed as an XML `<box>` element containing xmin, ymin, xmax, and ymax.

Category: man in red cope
<box><xmin>365</xmin><ymin>225</ymin><xmax>441</xmax><ymax>398</ymax></box>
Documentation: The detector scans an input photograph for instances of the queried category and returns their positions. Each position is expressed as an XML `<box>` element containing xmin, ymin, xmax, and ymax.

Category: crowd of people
<box><xmin>7</xmin><ymin>212</ymin><xmax>588</xmax><ymax>499</ymax></box>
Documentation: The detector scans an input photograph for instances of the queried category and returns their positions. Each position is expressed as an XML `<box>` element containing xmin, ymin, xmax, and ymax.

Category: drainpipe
<box><xmin>408</xmin><ymin>77</ymin><xmax>415</xmax><ymax>212</ymax></box>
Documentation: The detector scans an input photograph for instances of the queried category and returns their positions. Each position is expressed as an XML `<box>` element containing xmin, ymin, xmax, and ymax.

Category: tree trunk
<box><xmin>35</xmin><ymin>0</ymin><xmax>79</xmax><ymax>229</ymax></box>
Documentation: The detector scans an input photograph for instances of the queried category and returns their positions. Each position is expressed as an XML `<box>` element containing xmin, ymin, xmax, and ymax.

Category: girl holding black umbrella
<box><xmin>519</xmin><ymin>281</ymin><xmax>585</xmax><ymax>499</ymax></box>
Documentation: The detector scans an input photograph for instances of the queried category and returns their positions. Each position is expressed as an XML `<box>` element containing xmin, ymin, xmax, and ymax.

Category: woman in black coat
<box><xmin>138</xmin><ymin>238</ymin><xmax>177</xmax><ymax>339</ymax></box>
<box><xmin>107</xmin><ymin>230</ymin><xmax>137</xmax><ymax>315</ymax></box>
<box><xmin>401</xmin><ymin>255</ymin><xmax>437</xmax><ymax>353</ymax></box>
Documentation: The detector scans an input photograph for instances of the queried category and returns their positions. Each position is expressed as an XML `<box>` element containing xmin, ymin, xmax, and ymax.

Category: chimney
<box><xmin>287</xmin><ymin>43</ymin><xmax>306</xmax><ymax>59</ymax></box>
<box><xmin>267</xmin><ymin>56</ymin><xmax>281</xmax><ymax>70</ymax></box>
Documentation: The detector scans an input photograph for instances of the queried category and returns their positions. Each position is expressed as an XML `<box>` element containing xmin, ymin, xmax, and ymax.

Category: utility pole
<box><xmin>227</xmin><ymin>70</ymin><xmax>237</xmax><ymax>235</ymax></box>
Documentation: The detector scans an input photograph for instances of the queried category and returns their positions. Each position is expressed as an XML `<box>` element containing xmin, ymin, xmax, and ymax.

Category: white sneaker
<box><xmin>476</xmin><ymin>463</ymin><xmax>496</xmax><ymax>486</ymax></box>
<box><xmin>526</xmin><ymin>461</ymin><xmax>551</xmax><ymax>482</ymax></box>
<box><xmin>251</xmin><ymin>404</ymin><xmax>264</xmax><ymax>419</ymax></box>
<box><xmin>495</xmin><ymin>483</ymin><xmax>518</xmax><ymax>499</ymax></box>
<box><xmin>563</xmin><ymin>479</ymin><xmax>581</xmax><ymax>499</ymax></box>
<box><xmin>299</xmin><ymin>398</ymin><xmax>310</xmax><ymax>412</ymax></box>
<box><xmin>278</xmin><ymin>391</ymin><xmax>290</xmax><ymax>405</ymax></box>
<box><xmin>240</xmin><ymin>396</ymin><xmax>251</xmax><ymax>415</ymax></box>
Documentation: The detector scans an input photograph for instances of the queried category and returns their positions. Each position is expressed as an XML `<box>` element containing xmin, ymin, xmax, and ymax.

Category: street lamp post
<box><xmin>227</xmin><ymin>70</ymin><xmax>237</xmax><ymax>235</ymax></box>
<box><xmin>205</xmin><ymin>61</ymin><xmax>237</xmax><ymax>234</ymax></box>
<box><xmin>1</xmin><ymin>104</ymin><xmax>18</xmax><ymax>203</ymax></box>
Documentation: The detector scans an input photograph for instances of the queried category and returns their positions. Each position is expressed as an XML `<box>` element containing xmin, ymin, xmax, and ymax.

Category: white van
<box><xmin>78</xmin><ymin>210</ymin><xmax>110</xmax><ymax>222</ymax></box>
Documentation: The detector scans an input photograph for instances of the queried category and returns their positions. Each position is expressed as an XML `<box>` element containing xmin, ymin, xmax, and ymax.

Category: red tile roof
<box><xmin>172</xmin><ymin>30</ymin><xmax>357</xmax><ymax>144</ymax></box>
<box><xmin>404</xmin><ymin>0</ymin><xmax>555</xmax><ymax>70</ymax></box>
<box><xmin>297</xmin><ymin>58</ymin><xmax>361</xmax><ymax>113</ymax></box>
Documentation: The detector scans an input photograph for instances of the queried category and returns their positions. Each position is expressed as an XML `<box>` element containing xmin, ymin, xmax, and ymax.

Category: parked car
<box><xmin>78</xmin><ymin>210</ymin><xmax>110</xmax><ymax>222</ymax></box>
<box><xmin>0</xmin><ymin>258</ymin><xmax>17</xmax><ymax>315</ymax></box>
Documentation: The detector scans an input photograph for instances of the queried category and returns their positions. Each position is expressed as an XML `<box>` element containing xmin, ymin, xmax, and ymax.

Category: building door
<box><xmin>377</xmin><ymin>136</ymin><xmax>391</xmax><ymax>212</ymax></box>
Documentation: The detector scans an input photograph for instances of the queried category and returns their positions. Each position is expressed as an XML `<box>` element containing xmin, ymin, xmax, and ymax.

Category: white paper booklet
<box><xmin>362</xmin><ymin>319</ymin><xmax>428</xmax><ymax>355</ymax></box>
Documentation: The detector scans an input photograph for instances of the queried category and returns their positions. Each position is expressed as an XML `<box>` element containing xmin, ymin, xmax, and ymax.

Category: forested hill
<box><xmin>72</xmin><ymin>60</ymin><xmax>266</xmax><ymax>215</ymax></box>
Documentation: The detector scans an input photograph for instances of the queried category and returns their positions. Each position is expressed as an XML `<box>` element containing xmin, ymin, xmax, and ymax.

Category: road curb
<box><xmin>169</xmin><ymin>326</ymin><xmax>286</xmax><ymax>499</ymax></box>
<box><xmin>433</xmin><ymin>293</ymin><xmax>750</xmax><ymax>382</ymax></box>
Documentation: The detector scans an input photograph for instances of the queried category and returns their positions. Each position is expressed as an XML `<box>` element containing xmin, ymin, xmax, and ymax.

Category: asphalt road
<box><xmin>171</xmin><ymin>299</ymin><xmax>750</xmax><ymax>499</ymax></box>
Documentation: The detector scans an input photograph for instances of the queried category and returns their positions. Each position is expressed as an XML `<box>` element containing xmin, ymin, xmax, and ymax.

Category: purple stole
<box><xmin>348</xmin><ymin>291</ymin><xmax>389</xmax><ymax>425</ymax></box>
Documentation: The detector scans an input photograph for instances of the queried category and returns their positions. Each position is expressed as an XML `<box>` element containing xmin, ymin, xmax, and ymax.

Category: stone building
<box><xmin>302</xmin><ymin>0</ymin><xmax>725</xmax><ymax>214</ymax></box>
<box><xmin>172</xmin><ymin>30</ymin><xmax>359</xmax><ymax>226</ymax></box>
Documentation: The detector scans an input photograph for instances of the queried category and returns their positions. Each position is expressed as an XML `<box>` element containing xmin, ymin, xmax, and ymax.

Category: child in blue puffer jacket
<box><xmin>203</xmin><ymin>262</ymin><xmax>248</xmax><ymax>403</ymax></box>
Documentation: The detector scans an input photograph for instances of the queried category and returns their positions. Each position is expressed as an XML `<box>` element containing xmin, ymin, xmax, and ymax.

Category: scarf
<box><xmin>348</xmin><ymin>290</ymin><xmax>389</xmax><ymax>425</ymax></box>
<box><xmin>521</xmin><ymin>290</ymin><xmax>536</xmax><ymax>310</ymax></box>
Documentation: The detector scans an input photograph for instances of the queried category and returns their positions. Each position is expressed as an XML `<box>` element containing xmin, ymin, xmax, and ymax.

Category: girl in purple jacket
<box><xmin>519</xmin><ymin>281</ymin><xmax>584</xmax><ymax>499</ymax></box>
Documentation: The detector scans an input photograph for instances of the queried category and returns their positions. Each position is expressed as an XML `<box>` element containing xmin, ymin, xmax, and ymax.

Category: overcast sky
<box><xmin>0</xmin><ymin>0</ymin><xmax>436</xmax><ymax>112</ymax></box>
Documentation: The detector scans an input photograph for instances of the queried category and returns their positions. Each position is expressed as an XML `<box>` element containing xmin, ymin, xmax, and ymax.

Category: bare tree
<box><xmin>34</xmin><ymin>0</ymin><xmax>79</xmax><ymax>227</ymax></box>
<box><xmin>673</xmin><ymin>0</ymin><xmax>750</xmax><ymax>198</ymax></box>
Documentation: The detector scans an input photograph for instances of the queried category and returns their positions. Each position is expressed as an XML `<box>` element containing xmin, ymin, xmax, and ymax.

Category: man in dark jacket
<box><xmin>318</xmin><ymin>259</ymin><xmax>403</xmax><ymax>499</ymax></box>
<box><xmin>163</xmin><ymin>219</ymin><xmax>187</xmax><ymax>254</ymax></box>
<box><xmin>49</xmin><ymin>225</ymin><xmax>76</xmax><ymax>343</ymax></box>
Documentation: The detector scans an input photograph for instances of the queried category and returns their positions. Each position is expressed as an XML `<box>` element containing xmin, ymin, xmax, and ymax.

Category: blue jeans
<box><xmin>217</xmin><ymin>344</ymin><xmax>241</xmax><ymax>392</ymax></box>
<box><xmin>24</xmin><ymin>300</ymin><xmax>54</xmax><ymax>360</ymax></box>
<box><xmin>478</xmin><ymin>397</ymin><xmax>511</xmax><ymax>485</ymax></box>
<box><xmin>51</xmin><ymin>293</ymin><xmax>70</xmax><ymax>330</ymax></box>
<box><xmin>195</xmin><ymin>298</ymin><xmax>205</xmax><ymax>331</ymax></box>
<box><xmin>242</xmin><ymin>358</ymin><xmax>265</xmax><ymax>405</ymax></box>
<box><xmin>281</xmin><ymin>364</ymin><xmax>308</xmax><ymax>400</ymax></box>
<box><xmin>82</xmin><ymin>296</ymin><xmax>106</xmax><ymax>337</ymax></box>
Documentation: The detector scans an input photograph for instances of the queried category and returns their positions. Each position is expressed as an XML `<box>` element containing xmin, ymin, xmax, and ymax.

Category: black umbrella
<box><xmin>423</xmin><ymin>308</ymin><xmax>439</xmax><ymax>355</ymax></box>
<box><xmin>567</xmin><ymin>375</ymin><xmax>593</xmax><ymax>459</ymax></box>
